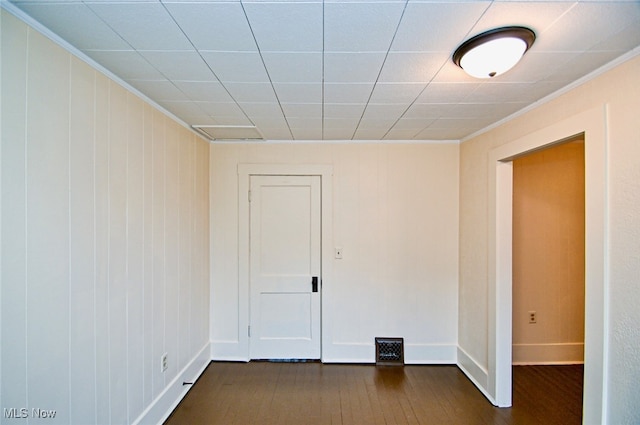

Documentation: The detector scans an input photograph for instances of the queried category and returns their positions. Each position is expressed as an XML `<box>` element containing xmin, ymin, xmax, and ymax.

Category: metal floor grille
<box><xmin>375</xmin><ymin>337</ymin><xmax>404</xmax><ymax>366</ymax></box>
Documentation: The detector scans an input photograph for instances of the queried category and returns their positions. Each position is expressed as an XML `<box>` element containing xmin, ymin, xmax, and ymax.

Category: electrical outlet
<box><xmin>161</xmin><ymin>353</ymin><xmax>168</xmax><ymax>373</ymax></box>
<box><xmin>528</xmin><ymin>311</ymin><xmax>537</xmax><ymax>324</ymax></box>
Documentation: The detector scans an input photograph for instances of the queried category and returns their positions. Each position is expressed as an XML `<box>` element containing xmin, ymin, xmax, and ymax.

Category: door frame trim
<box><xmin>487</xmin><ymin>105</ymin><xmax>607</xmax><ymax>423</ymax></box>
<box><xmin>238</xmin><ymin>164</ymin><xmax>333</xmax><ymax>361</ymax></box>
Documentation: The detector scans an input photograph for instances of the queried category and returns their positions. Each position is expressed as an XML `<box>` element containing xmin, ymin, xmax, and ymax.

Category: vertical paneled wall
<box><xmin>1</xmin><ymin>11</ymin><xmax>210</xmax><ymax>425</ymax></box>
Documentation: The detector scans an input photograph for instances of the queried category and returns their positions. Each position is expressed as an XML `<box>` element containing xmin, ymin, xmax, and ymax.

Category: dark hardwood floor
<box><xmin>164</xmin><ymin>362</ymin><xmax>583</xmax><ymax>425</ymax></box>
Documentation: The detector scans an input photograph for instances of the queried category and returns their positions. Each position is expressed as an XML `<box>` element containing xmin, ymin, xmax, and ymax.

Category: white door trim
<box><xmin>487</xmin><ymin>105</ymin><xmax>608</xmax><ymax>423</ymax></box>
<box><xmin>238</xmin><ymin>164</ymin><xmax>333</xmax><ymax>361</ymax></box>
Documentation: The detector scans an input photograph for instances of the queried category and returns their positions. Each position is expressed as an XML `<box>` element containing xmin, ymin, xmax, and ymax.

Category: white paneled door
<box><xmin>249</xmin><ymin>175</ymin><xmax>321</xmax><ymax>359</ymax></box>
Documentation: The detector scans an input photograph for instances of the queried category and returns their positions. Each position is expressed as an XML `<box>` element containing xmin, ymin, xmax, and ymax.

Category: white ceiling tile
<box><xmin>353</xmin><ymin>127</ymin><xmax>391</xmax><ymax>140</ymax></box>
<box><xmin>391</xmin><ymin>2</ymin><xmax>490</xmax><ymax>52</ymax></box>
<box><xmin>544</xmin><ymin>51</ymin><xmax>628</xmax><ymax>84</ymax></box>
<box><xmin>258</xmin><ymin>127</ymin><xmax>294</xmax><ymax>141</ymax></box>
<box><xmin>403</xmin><ymin>104</ymin><xmax>450</xmax><ymax>120</ymax></box>
<box><xmin>243</xmin><ymin>2</ymin><xmax>323</xmax><ymax>52</ymax></box>
<box><xmin>237</xmin><ymin>103</ymin><xmax>285</xmax><ymax>119</ymax></box>
<box><xmin>323</xmin><ymin>117</ymin><xmax>361</xmax><ymax>130</ymax></box>
<box><xmin>291</xmin><ymin>127</ymin><xmax>323</xmax><ymax>140</ymax></box>
<box><xmin>273</xmin><ymin>83</ymin><xmax>322</xmax><ymax>103</ymax></box>
<box><xmin>281</xmin><ymin>104</ymin><xmax>322</xmax><ymax>119</ymax></box>
<box><xmin>392</xmin><ymin>118</ymin><xmax>436</xmax><ymax>131</ymax></box>
<box><xmin>324</xmin><ymin>2</ymin><xmax>406</xmax><ymax>52</ymax></box>
<box><xmin>416</xmin><ymin>83</ymin><xmax>481</xmax><ymax>103</ymax></box>
<box><xmin>492</xmin><ymin>51</ymin><xmax>579</xmax><ymax>83</ymax></box>
<box><xmin>224</xmin><ymin>83</ymin><xmax>278</xmax><ymax>103</ymax></box>
<box><xmin>535</xmin><ymin>2</ymin><xmax>640</xmax><ymax>52</ymax></box>
<box><xmin>358</xmin><ymin>117</ymin><xmax>398</xmax><ymax>130</ymax></box>
<box><xmin>251</xmin><ymin>114</ymin><xmax>290</xmax><ymax>129</ymax></box>
<box><xmin>503</xmin><ymin>80</ymin><xmax>568</xmax><ymax>103</ymax></box>
<box><xmin>14</xmin><ymin>3</ymin><xmax>130</xmax><ymax>50</ymax></box>
<box><xmin>369</xmin><ymin>83</ymin><xmax>425</xmax><ymax>104</ymax></box>
<box><xmin>162</xmin><ymin>0</ymin><xmax>240</xmax><ymax>3</ymax></box>
<box><xmin>195</xmin><ymin>101</ymin><xmax>245</xmax><ymax>117</ymax></box>
<box><xmin>414</xmin><ymin>127</ymin><xmax>469</xmax><ymax>141</ymax></box>
<box><xmin>383</xmin><ymin>129</ymin><xmax>421</xmax><ymax>140</ymax></box>
<box><xmin>88</xmin><ymin>3</ymin><xmax>192</xmax><ymax>50</ymax></box>
<box><xmin>140</xmin><ymin>51</ymin><xmax>217</xmax><ymax>81</ymax></box>
<box><xmin>324</xmin><ymin>83</ymin><xmax>374</xmax><ymax>104</ymax></box>
<box><xmin>429</xmin><ymin>118</ymin><xmax>493</xmax><ymax>130</ymax></box>
<box><xmin>361</xmin><ymin>104</ymin><xmax>407</xmax><ymax>121</ymax></box>
<box><xmin>470</xmin><ymin>2</ymin><xmax>574</xmax><ymax>39</ymax></box>
<box><xmin>378</xmin><ymin>52</ymin><xmax>448</xmax><ymax>83</ymax></box>
<box><xmin>324</xmin><ymin>0</ymin><xmax>403</xmax><ymax>2</ymax></box>
<box><xmin>128</xmin><ymin>80</ymin><xmax>188</xmax><ymax>102</ymax></box>
<box><xmin>590</xmin><ymin>19</ymin><xmax>640</xmax><ymax>52</ymax></box>
<box><xmin>323</xmin><ymin>128</ymin><xmax>357</xmax><ymax>141</ymax></box>
<box><xmin>163</xmin><ymin>2</ymin><xmax>256</xmax><ymax>51</ymax></box>
<box><xmin>465</xmin><ymin>82</ymin><xmax>552</xmax><ymax>103</ymax></box>
<box><xmin>10</xmin><ymin>0</ymin><xmax>640</xmax><ymax>142</ymax></box>
<box><xmin>262</xmin><ymin>53</ymin><xmax>323</xmax><ymax>83</ymax></box>
<box><xmin>323</xmin><ymin>104</ymin><xmax>366</xmax><ymax>119</ymax></box>
<box><xmin>323</xmin><ymin>120</ymin><xmax>358</xmax><ymax>137</ymax></box>
<box><xmin>156</xmin><ymin>101</ymin><xmax>216</xmax><ymax>124</ymax></box>
<box><xmin>324</xmin><ymin>53</ymin><xmax>386</xmax><ymax>83</ymax></box>
<box><xmin>172</xmin><ymin>81</ymin><xmax>235</xmax><ymax>103</ymax></box>
<box><xmin>441</xmin><ymin>103</ymin><xmax>528</xmax><ymax>120</ymax></box>
<box><xmin>287</xmin><ymin>117</ymin><xmax>322</xmax><ymax>128</ymax></box>
<box><xmin>201</xmin><ymin>52</ymin><xmax>270</xmax><ymax>83</ymax></box>
<box><xmin>84</xmin><ymin>51</ymin><xmax>164</xmax><ymax>80</ymax></box>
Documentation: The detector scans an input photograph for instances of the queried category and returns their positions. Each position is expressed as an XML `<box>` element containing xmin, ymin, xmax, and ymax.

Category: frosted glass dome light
<box><xmin>453</xmin><ymin>27</ymin><xmax>536</xmax><ymax>79</ymax></box>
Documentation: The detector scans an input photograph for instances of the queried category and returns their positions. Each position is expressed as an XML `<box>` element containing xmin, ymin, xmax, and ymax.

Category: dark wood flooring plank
<box><xmin>164</xmin><ymin>362</ymin><xmax>583</xmax><ymax>425</ymax></box>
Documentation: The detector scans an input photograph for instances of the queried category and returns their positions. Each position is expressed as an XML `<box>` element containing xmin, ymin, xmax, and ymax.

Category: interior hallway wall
<box><xmin>512</xmin><ymin>140</ymin><xmax>585</xmax><ymax>365</ymax></box>
<box><xmin>1</xmin><ymin>10</ymin><xmax>210</xmax><ymax>425</ymax></box>
<box><xmin>210</xmin><ymin>142</ymin><xmax>459</xmax><ymax>363</ymax></box>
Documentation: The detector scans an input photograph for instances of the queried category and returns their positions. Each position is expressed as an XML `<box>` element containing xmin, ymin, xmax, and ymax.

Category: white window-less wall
<box><xmin>210</xmin><ymin>143</ymin><xmax>460</xmax><ymax>364</ymax></box>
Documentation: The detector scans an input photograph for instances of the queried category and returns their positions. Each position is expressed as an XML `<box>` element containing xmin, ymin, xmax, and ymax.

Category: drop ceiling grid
<box><xmin>6</xmin><ymin>0</ymin><xmax>640</xmax><ymax>141</ymax></box>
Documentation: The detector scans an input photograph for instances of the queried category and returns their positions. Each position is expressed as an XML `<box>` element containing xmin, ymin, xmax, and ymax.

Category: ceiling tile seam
<box><xmin>379</xmin><ymin>56</ymin><xmax>456</xmax><ymax>141</ymax></box>
<box><xmin>82</xmin><ymin>1</ymin><xmax>136</xmax><ymax>51</ymax></box>
<box><xmin>81</xmin><ymin>1</ymin><xmax>216</xmax><ymax>120</ymax></box>
<box><xmin>240</xmin><ymin>0</ymin><xmax>294</xmax><ymax>140</ymax></box>
<box><xmin>540</xmin><ymin>1</ymin><xmax>579</xmax><ymax>35</ymax></box>
<box><xmin>349</xmin><ymin>0</ymin><xmax>410</xmax><ymax>140</ymax></box>
<box><xmin>159</xmin><ymin>1</ymin><xmax>259</xmax><ymax>130</ymax></box>
<box><xmin>380</xmin><ymin>1</ymin><xmax>494</xmax><ymax>141</ymax></box>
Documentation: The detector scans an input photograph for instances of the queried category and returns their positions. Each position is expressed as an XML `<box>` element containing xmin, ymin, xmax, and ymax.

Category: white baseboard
<box><xmin>132</xmin><ymin>341</ymin><xmax>211</xmax><ymax>425</ymax></box>
<box><xmin>512</xmin><ymin>342</ymin><xmax>584</xmax><ymax>365</ymax></box>
<box><xmin>404</xmin><ymin>343</ymin><xmax>457</xmax><ymax>364</ymax></box>
<box><xmin>322</xmin><ymin>342</ymin><xmax>456</xmax><ymax>364</ymax></box>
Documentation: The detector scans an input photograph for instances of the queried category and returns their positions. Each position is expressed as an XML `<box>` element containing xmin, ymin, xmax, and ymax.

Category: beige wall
<box><xmin>1</xmin><ymin>11</ymin><xmax>210</xmax><ymax>424</ymax></box>
<box><xmin>460</xmin><ymin>55</ymin><xmax>640</xmax><ymax>423</ymax></box>
<box><xmin>210</xmin><ymin>142</ymin><xmax>460</xmax><ymax>363</ymax></box>
<box><xmin>512</xmin><ymin>140</ymin><xmax>585</xmax><ymax>364</ymax></box>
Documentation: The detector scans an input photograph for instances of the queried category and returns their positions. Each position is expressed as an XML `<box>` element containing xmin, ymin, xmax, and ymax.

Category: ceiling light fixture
<box><xmin>453</xmin><ymin>26</ymin><xmax>536</xmax><ymax>79</ymax></box>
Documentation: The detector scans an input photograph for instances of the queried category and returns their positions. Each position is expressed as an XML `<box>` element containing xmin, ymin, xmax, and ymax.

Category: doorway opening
<box><xmin>511</xmin><ymin>137</ymin><xmax>585</xmax><ymax>423</ymax></box>
<box><xmin>488</xmin><ymin>105</ymin><xmax>607</xmax><ymax>425</ymax></box>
